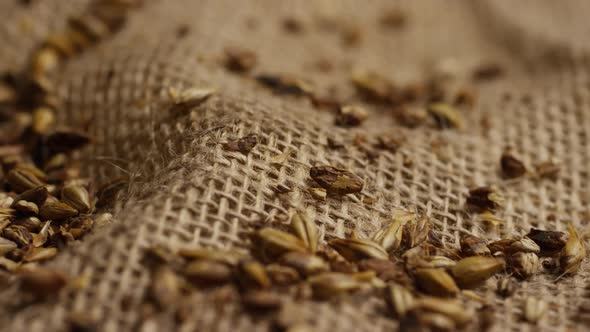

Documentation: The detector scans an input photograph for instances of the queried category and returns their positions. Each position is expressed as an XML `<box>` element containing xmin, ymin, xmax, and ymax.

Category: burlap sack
<box><xmin>1</xmin><ymin>0</ymin><xmax>590</xmax><ymax>331</ymax></box>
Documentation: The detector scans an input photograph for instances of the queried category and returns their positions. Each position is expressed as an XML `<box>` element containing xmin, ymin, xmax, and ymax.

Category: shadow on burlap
<box><xmin>1</xmin><ymin>0</ymin><xmax>590</xmax><ymax>331</ymax></box>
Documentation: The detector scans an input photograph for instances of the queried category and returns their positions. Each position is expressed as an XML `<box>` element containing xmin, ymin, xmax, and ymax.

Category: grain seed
<box><xmin>460</xmin><ymin>234</ymin><xmax>491</xmax><ymax>256</ymax></box>
<box><xmin>184</xmin><ymin>260</ymin><xmax>233</xmax><ymax>285</ymax></box>
<box><xmin>402</xmin><ymin>215</ymin><xmax>432</xmax><ymax>249</ymax></box>
<box><xmin>510</xmin><ymin>237</ymin><xmax>541</xmax><ymax>254</ymax></box>
<box><xmin>168</xmin><ymin>87</ymin><xmax>216</xmax><ymax>105</ymax></box>
<box><xmin>374</xmin><ymin>134</ymin><xmax>404</xmax><ymax>153</ymax></box>
<box><xmin>265</xmin><ymin>264</ymin><xmax>300</xmax><ymax>286</ymax></box>
<box><xmin>14</xmin><ymin>186</ymin><xmax>48</xmax><ymax>206</ymax></box>
<box><xmin>224</xmin><ymin>47</ymin><xmax>257</xmax><ymax>73</ymax></box>
<box><xmin>149</xmin><ymin>266</ymin><xmax>182</xmax><ymax>309</ymax></box>
<box><xmin>290</xmin><ymin>212</ymin><xmax>319</xmax><ymax>253</ymax></box>
<box><xmin>414</xmin><ymin>297</ymin><xmax>473</xmax><ymax>327</ymax></box>
<box><xmin>428</xmin><ymin>103</ymin><xmax>464</xmax><ymax>129</ymax></box>
<box><xmin>396</xmin><ymin>106</ymin><xmax>428</xmax><ymax>128</ymax></box>
<box><xmin>237</xmin><ymin>259</ymin><xmax>272</xmax><ymax>289</ymax></box>
<box><xmin>526</xmin><ymin>228</ymin><xmax>567</xmax><ymax>254</ymax></box>
<box><xmin>7</xmin><ymin>168</ymin><xmax>44</xmax><ymax>193</ymax></box>
<box><xmin>534</xmin><ymin>160</ymin><xmax>560</xmax><ymax>179</ymax></box>
<box><xmin>256</xmin><ymin>74</ymin><xmax>312</xmax><ymax>96</ymax></box>
<box><xmin>143</xmin><ymin>244</ymin><xmax>178</xmax><ymax>267</ymax></box>
<box><xmin>24</xmin><ymin>247</ymin><xmax>58</xmax><ymax>262</ymax></box>
<box><xmin>254</xmin><ymin>227</ymin><xmax>308</xmax><ymax>258</ymax></box>
<box><xmin>279</xmin><ymin>251</ymin><xmax>328</xmax><ymax>276</ymax></box>
<box><xmin>423</xmin><ymin>256</ymin><xmax>457</xmax><ymax>269</ymax></box>
<box><xmin>67</xmin><ymin>216</ymin><xmax>94</xmax><ymax>239</ymax></box>
<box><xmin>19</xmin><ymin>267</ymin><xmax>68</xmax><ymax>296</ymax></box>
<box><xmin>351</xmin><ymin>270</ymin><xmax>379</xmax><ymax>284</ymax></box>
<box><xmin>12</xmin><ymin>200</ymin><xmax>39</xmax><ymax>215</ymax></box>
<box><xmin>523</xmin><ymin>297</ymin><xmax>546</xmax><ymax>324</ymax></box>
<box><xmin>13</xmin><ymin>164</ymin><xmax>48</xmax><ymax>182</ymax></box>
<box><xmin>386</xmin><ymin>283</ymin><xmax>415</xmax><ymax>317</ymax></box>
<box><xmin>351</xmin><ymin>69</ymin><xmax>393</xmax><ymax>103</ymax></box>
<box><xmin>414</xmin><ymin>268</ymin><xmax>459</xmax><ymax>297</ymax></box>
<box><xmin>466</xmin><ymin>186</ymin><xmax>504</xmax><ymax>212</ymax></box>
<box><xmin>560</xmin><ymin>222</ymin><xmax>586</xmax><ymax>274</ymax></box>
<box><xmin>329</xmin><ymin>237</ymin><xmax>388</xmax><ymax>261</ymax></box>
<box><xmin>13</xmin><ymin>216</ymin><xmax>42</xmax><ymax>232</ymax></box>
<box><xmin>452</xmin><ymin>256</ymin><xmax>504</xmax><ymax>288</ymax></box>
<box><xmin>335</xmin><ymin>105</ymin><xmax>369</xmax><ymax>127</ymax></box>
<box><xmin>487</xmin><ymin>238</ymin><xmax>515</xmax><ymax>255</ymax></box>
<box><xmin>177</xmin><ymin>247</ymin><xmax>245</xmax><ymax>266</ymax></box>
<box><xmin>308</xmin><ymin>272</ymin><xmax>361</xmax><ymax>299</ymax></box>
<box><xmin>372</xmin><ymin>218</ymin><xmax>404</xmax><ymax>252</ymax></box>
<box><xmin>500</xmin><ymin>151</ymin><xmax>527</xmax><ymax>179</ymax></box>
<box><xmin>61</xmin><ymin>185</ymin><xmax>91</xmax><ymax>213</ymax></box>
<box><xmin>462</xmin><ymin>289</ymin><xmax>486</xmax><ymax>303</ymax></box>
<box><xmin>420</xmin><ymin>312</ymin><xmax>457</xmax><ymax>331</ymax></box>
<box><xmin>510</xmin><ymin>252</ymin><xmax>540</xmax><ymax>278</ymax></box>
<box><xmin>270</xmin><ymin>148</ymin><xmax>292</xmax><ymax>165</ymax></box>
<box><xmin>358</xmin><ymin>258</ymin><xmax>403</xmax><ymax>282</ymax></box>
<box><xmin>310</xmin><ymin>165</ymin><xmax>364</xmax><ymax>195</ymax></box>
<box><xmin>39</xmin><ymin>201</ymin><xmax>78</xmax><ymax>220</ymax></box>
<box><xmin>242</xmin><ymin>290</ymin><xmax>282</xmax><ymax>311</ymax></box>
<box><xmin>402</xmin><ymin>243</ymin><xmax>437</xmax><ymax>268</ymax></box>
<box><xmin>3</xmin><ymin>225</ymin><xmax>32</xmax><ymax>247</ymax></box>
<box><xmin>223</xmin><ymin>134</ymin><xmax>258</xmax><ymax>154</ymax></box>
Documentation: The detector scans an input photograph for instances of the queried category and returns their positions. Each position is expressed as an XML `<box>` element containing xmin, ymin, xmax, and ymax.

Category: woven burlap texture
<box><xmin>2</xmin><ymin>0</ymin><xmax>590</xmax><ymax>331</ymax></box>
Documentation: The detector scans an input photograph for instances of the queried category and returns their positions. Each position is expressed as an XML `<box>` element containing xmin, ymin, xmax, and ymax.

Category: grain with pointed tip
<box><xmin>291</xmin><ymin>212</ymin><xmax>319</xmax><ymax>253</ymax></box>
<box><xmin>329</xmin><ymin>238</ymin><xmax>389</xmax><ymax>261</ymax></box>
<box><xmin>452</xmin><ymin>256</ymin><xmax>504</xmax><ymax>288</ymax></box>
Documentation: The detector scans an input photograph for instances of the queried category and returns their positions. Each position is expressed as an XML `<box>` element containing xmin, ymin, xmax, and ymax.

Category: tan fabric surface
<box><xmin>1</xmin><ymin>0</ymin><xmax>590</xmax><ymax>331</ymax></box>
